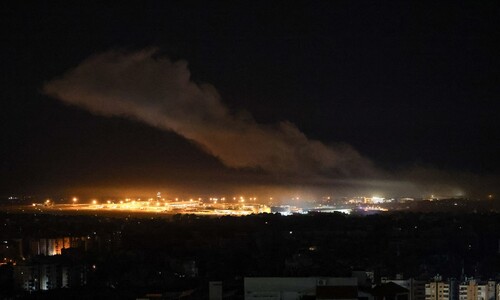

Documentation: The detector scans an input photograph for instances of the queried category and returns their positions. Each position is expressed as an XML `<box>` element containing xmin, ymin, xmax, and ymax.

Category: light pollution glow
<box><xmin>27</xmin><ymin>194</ymin><xmax>401</xmax><ymax>217</ymax></box>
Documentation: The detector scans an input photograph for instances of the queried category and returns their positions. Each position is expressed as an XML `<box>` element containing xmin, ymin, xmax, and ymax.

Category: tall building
<box><xmin>458</xmin><ymin>279</ymin><xmax>496</xmax><ymax>300</ymax></box>
<box><xmin>426</xmin><ymin>281</ymin><xmax>451</xmax><ymax>300</ymax></box>
<box><xmin>28</xmin><ymin>237</ymin><xmax>88</xmax><ymax>256</ymax></box>
<box><xmin>14</xmin><ymin>263</ymin><xmax>60</xmax><ymax>291</ymax></box>
<box><xmin>13</xmin><ymin>256</ymin><xmax>87</xmax><ymax>291</ymax></box>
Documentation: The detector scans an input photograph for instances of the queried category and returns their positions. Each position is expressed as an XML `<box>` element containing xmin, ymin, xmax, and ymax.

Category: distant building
<box><xmin>13</xmin><ymin>255</ymin><xmax>87</xmax><ymax>291</ymax></box>
<box><xmin>382</xmin><ymin>278</ymin><xmax>426</xmax><ymax>300</ymax></box>
<box><xmin>14</xmin><ymin>262</ymin><xmax>59</xmax><ymax>291</ymax></box>
<box><xmin>244</xmin><ymin>277</ymin><xmax>357</xmax><ymax>300</ymax></box>
<box><xmin>458</xmin><ymin>279</ymin><xmax>496</xmax><ymax>300</ymax></box>
<box><xmin>25</xmin><ymin>234</ymin><xmax>119</xmax><ymax>257</ymax></box>
<box><xmin>426</xmin><ymin>281</ymin><xmax>451</xmax><ymax>300</ymax></box>
<box><xmin>372</xmin><ymin>282</ymin><xmax>409</xmax><ymax>300</ymax></box>
<box><xmin>28</xmin><ymin>237</ymin><xmax>88</xmax><ymax>256</ymax></box>
<box><xmin>352</xmin><ymin>271</ymin><xmax>374</xmax><ymax>288</ymax></box>
<box><xmin>209</xmin><ymin>281</ymin><xmax>222</xmax><ymax>300</ymax></box>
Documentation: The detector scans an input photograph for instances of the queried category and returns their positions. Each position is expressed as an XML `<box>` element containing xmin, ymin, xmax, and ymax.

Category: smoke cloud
<box><xmin>43</xmin><ymin>49</ymin><xmax>377</xmax><ymax>179</ymax></box>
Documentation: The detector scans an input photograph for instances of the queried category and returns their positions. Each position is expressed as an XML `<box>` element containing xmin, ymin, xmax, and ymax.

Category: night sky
<box><xmin>2</xmin><ymin>2</ymin><xmax>499</xmax><ymax>199</ymax></box>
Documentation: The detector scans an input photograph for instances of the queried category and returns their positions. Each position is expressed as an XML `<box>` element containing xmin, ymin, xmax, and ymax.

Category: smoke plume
<box><xmin>43</xmin><ymin>49</ymin><xmax>376</xmax><ymax>179</ymax></box>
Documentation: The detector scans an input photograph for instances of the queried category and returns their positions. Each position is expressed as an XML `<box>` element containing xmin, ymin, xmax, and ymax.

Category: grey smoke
<box><xmin>43</xmin><ymin>49</ymin><xmax>377</xmax><ymax>178</ymax></box>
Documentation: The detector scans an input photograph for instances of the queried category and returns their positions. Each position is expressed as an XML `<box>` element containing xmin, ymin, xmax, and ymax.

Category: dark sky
<box><xmin>2</xmin><ymin>2</ymin><xmax>499</xmax><ymax>199</ymax></box>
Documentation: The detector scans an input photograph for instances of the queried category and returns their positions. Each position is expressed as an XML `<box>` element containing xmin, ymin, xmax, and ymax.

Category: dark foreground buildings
<box><xmin>1</xmin><ymin>209</ymin><xmax>500</xmax><ymax>299</ymax></box>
